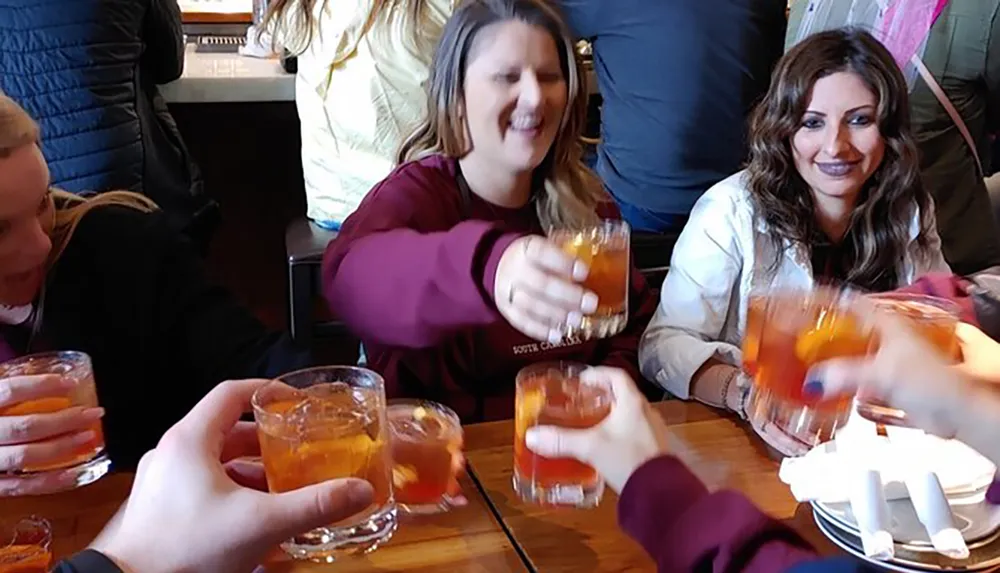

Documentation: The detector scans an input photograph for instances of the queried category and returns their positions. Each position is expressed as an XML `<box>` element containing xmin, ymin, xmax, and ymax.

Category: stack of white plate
<box><xmin>812</xmin><ymin>495</ymin><xmax>1000</xmax><ymax>571</ymax></box>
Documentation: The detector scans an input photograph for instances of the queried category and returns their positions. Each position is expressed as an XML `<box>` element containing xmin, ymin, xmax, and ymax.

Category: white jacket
<box><xmin>280</xmin><ymin>0</ymin><xmax>453</xmax><ymax>224</ymax></box>
<box><xmin>638</xmin><ymin>170</ymin><xmax>951</xmax><ymax>399</ymax></box>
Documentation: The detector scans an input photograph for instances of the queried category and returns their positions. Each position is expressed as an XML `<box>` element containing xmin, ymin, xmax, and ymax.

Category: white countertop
<box><xmin>159</xmin><ymin>44</ymin><xmax>294</xmax><ymax>103</ymax></box>
<box><xmin>159</xmin><ymin>44</ymin><xmax>597</xmax><ymax>104</ymax></box>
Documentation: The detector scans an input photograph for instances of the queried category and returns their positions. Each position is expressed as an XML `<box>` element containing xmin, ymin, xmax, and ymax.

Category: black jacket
<box><xmin>3</xmin><ymin>205</ymin><xmax>309</xmax><ymax>467</ymax></box>
<box><xmin>0</xmin><ymin>0</ymin><xmax>213</xmax><ymax>241</ymax></box>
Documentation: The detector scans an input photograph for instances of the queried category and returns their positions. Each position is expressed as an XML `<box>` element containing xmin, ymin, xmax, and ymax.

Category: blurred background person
<box><xmin>0</xmin><ymin>0</ymin><xmax>216</xmax><ymax>251</ymax></box>
<box><xmin>263</xmin><ymin>0</ymin><xmax>454</xmax><ymax>230</ymax></box>
<box><xmin>552</xmin><ymin>0</ymin><xmax>787</xmax><ymax>235</ymax></box>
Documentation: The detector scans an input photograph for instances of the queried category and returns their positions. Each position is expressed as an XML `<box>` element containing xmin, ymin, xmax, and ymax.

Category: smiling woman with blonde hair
<box><xmin>0</xmin><ymin>94</ymin><xmax>308</xmax><ymax>496</ymax></box>
<box><xmin>321</xmin><ymin>0</ymin><xmax>659</xmax><ymax>423</ymax></box>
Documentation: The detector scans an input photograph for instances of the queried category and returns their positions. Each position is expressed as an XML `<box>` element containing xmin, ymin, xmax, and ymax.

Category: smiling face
<box><xmin>0</xmin><ymin>143</ymin><xmax>54</xmax><ymax>306</ymax></box>
<box><xmin>791</xmin><ymin>71</ymin><xmax>885</xmax><ymax>208</ymax></box>
<box><xmin>460</xmin><ymin>19</ymin><xmax>568</xmax><ymax>175</ymax></box>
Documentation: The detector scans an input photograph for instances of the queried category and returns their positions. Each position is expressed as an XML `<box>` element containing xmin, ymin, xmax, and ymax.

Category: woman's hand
<box><xmin>807</xmin><ymin>308</ymin><xmax>1000</xmax><ymax>463</ymax></box>
<box><xmin>0</xmin><ymin>374</ymin><xmax>105</xmax><ymax>496</ymax></box>
<box><xmin>494</xmin><ymin>235</ymin><xmax>598</xmax><ymax>342</ymax></box>
<box><xmin>954</xmin><ymin>322</ymin><xmax>1000</xmax><ymax>384</ymax></box>
<box><xmin>524</xmin><ymin>367</ymin><xmax>671</xmax><ymax>493</ymax></box>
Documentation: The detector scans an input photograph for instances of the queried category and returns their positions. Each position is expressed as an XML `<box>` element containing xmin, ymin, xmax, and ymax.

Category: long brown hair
<box><xmin>746</xmin><ymin>28</ymin><xmax>933</xmax><ymax>290</ymax></box>
<box><xmin>0</xmin><ymin>93</ymin><xmax>157</xmax><ymax>265</ymax></box>
<box><xmin>397</xmin><ymin>0</ymin><xmax>604</xmax><ymax>231</ymax></box>
<box><xmin>264</xmin><ymin>0</ymin><xmax>436</xmax><ymax>65</ymax></box>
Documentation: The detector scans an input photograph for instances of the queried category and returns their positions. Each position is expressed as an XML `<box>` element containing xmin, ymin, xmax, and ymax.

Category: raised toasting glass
<box><xmin>0</xmin><ymin>516</ymin><xmax>51</xmax><ymax>573</ymax></box>
<box><xmin>550</xmin><ymin>220</ymin><xmax>630</xmax><ymax>340</ymax></box>
<box><xmin>855</xmin><ymin>292</ymin><xmax>960</xmax><ymax>426</ymax></box>
<box><xmin>742</xmin><ymin>292</ymin><xmax>766</xmax><ymax>377</ymax></box>
<box><xmin>387</xmin><ymin>399</ymin><xmax>464</xmax><ymax>515</ymax></box>
<box><xmin>513</xmin><ymin>362</ymin><xmax>613</xmax><ymax>508</ymax></box>
<box><xmin>0</xmin><ymin>351</ymin><xmax>109</xmax><ymax>489</ymax></box>
<box><xmin>252</xmin><ymin>366</ymin><xmax>396</xmax><ymax>562</ymax></box>
<box><xmin>745</xmin><ymin>288</ymin><xmax>871</xmax><ymax>455</ymax></box>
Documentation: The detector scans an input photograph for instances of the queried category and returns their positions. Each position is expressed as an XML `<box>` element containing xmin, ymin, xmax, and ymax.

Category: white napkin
<box><xmin>885</xmin><ymin>425</ymin><xmax>970</xmax><ymax>559</ymax></box>
<box><xmin>835</xmin><ymin>415</ymin><xmax>894</xmax><ymax>560</ymax></box>
<box><xmin>779</xmin><ymin>415</ymin><xmax>996</xmax><ymax>504</ymax></box>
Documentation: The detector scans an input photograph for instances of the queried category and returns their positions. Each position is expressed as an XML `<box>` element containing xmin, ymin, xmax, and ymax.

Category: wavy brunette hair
<box><xmin>746</xmin><ymin>28</ymin><xmax>934</xmax><ymax>290</ymax></box>
<box><xmin>397</xmin><ymin>0</ymin><xmax>605</xmax><ymax>231</ymax></box>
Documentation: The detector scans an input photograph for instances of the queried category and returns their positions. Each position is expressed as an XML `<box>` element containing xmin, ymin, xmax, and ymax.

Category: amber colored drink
<box><xmin>856</xmin><ymin>293</ymin><xmax>960</xmax><ymax>425</ymax></box>
<box><xmin>745</xmin><ymin>289</ymin><xmax>869</xmax><ymax>455</ymax></box>
<box><xmin>387</xmin><ymin>400</ymin><xmax>463</xmax><ymax>514</ymax></box>
<box><xmin>0</xmin><ymin>397</ymin><xmax>103</xmax><ymax>473</ymax></box>
<box><xmin>742</xmin><ymin>295</ymin><xmax>765</xmax><ymax>376</ymax></box>
<box><xmin>551</xmin><ymin>220</ymin><xmax>630</xmax><ymax>340</ymax></box>
<box><xmin>0</xmin><ymin>352</ymin><xmax>109</xmax><ymax>488</ymax></box>
<box><xmin>513</xmin><ymin>362</ymin><xmax>612</xmax><ymax>507</ymax></box>
<box><xmin>0</xmin><ymin>517</ymin><xmax>51</xmax><ymax>573</ymax></box>
<box><xmin>252</xmin><ymin>366</ymin><xmax>396</xmax><ymax>562</ymax></box>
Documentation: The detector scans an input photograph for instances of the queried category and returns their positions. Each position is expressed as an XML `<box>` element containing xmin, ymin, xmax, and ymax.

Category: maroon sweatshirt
<box><xmin>322</xmin><ymin>155</ymin><xmax>658</xmax><ymax>422</ymax></box>
<box><xmin>621</xmin><ymin>456</ymin><xmax>1000</xmax><ymax>572</ymax></box>
<box><xmin>619</xmin><ymin>455</ymin><xmax>822</xmax><ymax>572</ymax></box>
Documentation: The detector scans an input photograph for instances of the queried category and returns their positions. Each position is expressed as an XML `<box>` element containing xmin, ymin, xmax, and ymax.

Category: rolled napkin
<box><xmin>849</xmin><ymin>468</ymin><xmax>895</xmax><ymax>560</ymax></box>
<box><xmin>835</xmin><ymin>415</ymin><xmax>895</xmax><ymax>560</ymax></box>
<box><xmin>780</xmin><ymin>414</ymin><xmax>996</xmax><ymax>504</ymax></box>
<box><xmin>885</xmin><ymin>426</ymin><xmax>970</xmax><ymax>559</ymax></box>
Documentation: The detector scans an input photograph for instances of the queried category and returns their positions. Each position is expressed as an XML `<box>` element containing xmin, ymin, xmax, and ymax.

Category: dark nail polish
<box><xmin>802</xmin><ymin>379</ymin><xmax>824</xmax><ymax>398</ymax></box>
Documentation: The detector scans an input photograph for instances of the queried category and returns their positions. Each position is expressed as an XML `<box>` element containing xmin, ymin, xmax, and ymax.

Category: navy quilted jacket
<box><xmin>0</xmin><ymin>0</ymin><xmax>209</xmax><ymax>235</ymax></box>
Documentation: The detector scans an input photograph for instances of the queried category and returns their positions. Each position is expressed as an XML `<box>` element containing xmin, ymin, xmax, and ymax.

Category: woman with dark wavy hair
<box><xmin>638</xmin><ymin>28</ymin><xmax>949</xmax><ymax>451</ymax></box>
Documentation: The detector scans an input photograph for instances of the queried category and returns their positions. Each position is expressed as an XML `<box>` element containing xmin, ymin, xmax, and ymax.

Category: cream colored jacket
<box><xmin>279</xmin><ymin>0</ymin><xmax>453</xmax><ymax>224</ymax></box>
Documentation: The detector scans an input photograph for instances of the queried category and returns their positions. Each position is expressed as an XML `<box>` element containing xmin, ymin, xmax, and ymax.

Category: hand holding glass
<box><xmin>550</xmin><ymin>220</ymin><xmax>630</xmax><ymax>340</ymax></box>
<box><xmin>513</xmin><ymin>362</ymin><xmax>613</xmax><ymax>507</ymax></box>
<box><xmin>252</xmin><ymin>366</ymin><xmax>396</xmax><ymax>562</ymax></box>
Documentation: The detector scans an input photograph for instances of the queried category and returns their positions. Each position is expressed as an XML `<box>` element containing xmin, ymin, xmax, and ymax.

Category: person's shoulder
<box><xmin>71</xmin><ymin>204</ymin><xmax>174</xmax><ymax>247</ymax></box>
<box><xmin>60</xmin><ymin>203</ymin><xmax>189</xmax><ymax>270</ymax></box>
<box><xmin>693</xmin><ymin>170</ymin><xmax>753</xmax><ymax>216</ymax></box>
<box><xmin>355</xmin><ymin>155</ymin><xmax>464</xmax><ymax>220</ymax></box>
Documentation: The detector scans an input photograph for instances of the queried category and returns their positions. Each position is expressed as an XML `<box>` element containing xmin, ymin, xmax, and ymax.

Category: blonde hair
<box><xmin>396</xmin><ymin>0</ymin><xmax>606</xmax><ymax>231</ymax></box>
<box><xmin>264</xmin><ymin>0</ymin><xmax>437</xmax><ymax>67</ymax></box>
<box><xmin>0</xmin><ymin>93</ymin><xmax>158</xmax><ymax>265</ymax></box>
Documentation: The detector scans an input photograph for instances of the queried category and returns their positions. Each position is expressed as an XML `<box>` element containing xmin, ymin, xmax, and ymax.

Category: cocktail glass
<box><xmin>513</xmin><ymin>362</ymin><xmax>613</xmax><ymax>507</ymax></box>
<box><xmin>387</xmin><ymin>399</ymin><xmax>464</xmax><ymax>515</ymax></box>
<box><xmin>0</xmin><ymin>516</ymin><xmax>51</xmax><ymax>573</ymax></box>
<box><xmin>745</xmin><ymin>288</ymin><xmax>871</xmax><ymax>456</ymax></box>
<box><xmin>550</xmin><ymin>220</ymin><xmax>630</xmax><ymax>340</ymax></box>
<box><xmin>0</xmin><ymin>351</ymin><xmax>109</xmax><ymax>489</ymax></box>
<box><xmin>743</xmin><ymin>293</ymin><xmax>766</xmax><ymax>376</ymax></box>
<box><xmin>252</xmin><ymin>366</ymin><xmax>396</xmax><ymax>562</ymax></box>
<box><xmin>855</xmin><ymin>292</ymin><xmax>960</xmax><ymax>426</ymax></box>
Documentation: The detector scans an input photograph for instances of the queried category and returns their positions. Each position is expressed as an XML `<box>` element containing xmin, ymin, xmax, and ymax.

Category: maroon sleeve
<box><xmin>321</xmin><ymin>163</ymin><xmax>525</xmax><ymax>348</ymax></box>
<box><xmin>896</xmin><ymin>273</ymin><xmax>978</xmax><ymax>326</ymax></box>
<box><xmin>618</xmin><ymin>456</ymin><xmax>819</xmax><ymax>573</ymax></box>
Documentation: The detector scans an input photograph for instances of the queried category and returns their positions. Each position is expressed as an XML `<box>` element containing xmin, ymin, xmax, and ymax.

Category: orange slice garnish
<box><xmin>515</xmin><ymin>388</ymin><xmax>545</xmax><ymax>438</ymax></box>
<box><xmin>795</xmin><ymin>313</ymin><xmax>868</xmax><ymax>363</ymax></box>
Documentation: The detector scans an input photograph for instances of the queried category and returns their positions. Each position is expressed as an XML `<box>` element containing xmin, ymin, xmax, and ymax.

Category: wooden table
<box><xmin>0</xmin><ymin>472</ymin><xmax>529</xmax><ymax>572</ymax></box>
<box><xmin>0</xmin><ymin>401</ymin><xmax>838</xmax><ymax>572</ymax></box>
<box><xmin>462</xmin><ymin>400</ymin><xmax>839</xmax><ymax>572</ymax></box>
